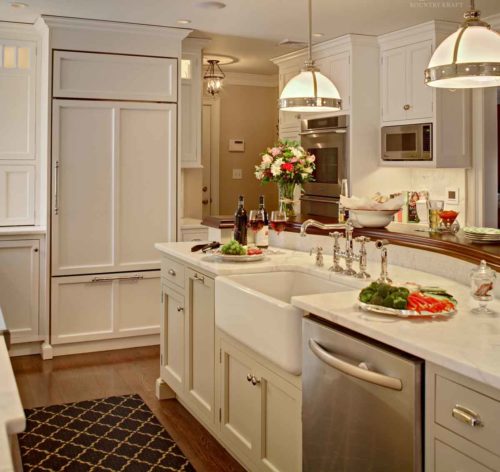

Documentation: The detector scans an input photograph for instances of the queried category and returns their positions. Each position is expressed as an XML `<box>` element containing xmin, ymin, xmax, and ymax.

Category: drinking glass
<box><xmin>248</xmin><ymin>209</ymin><xmax>265</xmax><ymax>245</ymax></box>
<box><xmin>428</xmin><ymin>200</ymin><xmax>444</xmax><ymax>232</ymax></box>
<box><xmin>270</xmin><ymin>210</ymin><xmax>287</xmax><ymax>235</ymax></box>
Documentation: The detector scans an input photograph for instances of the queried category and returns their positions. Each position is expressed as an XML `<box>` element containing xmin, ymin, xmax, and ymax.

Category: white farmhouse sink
<box><xmin>215</xmin><ymin>271</ymin><xmax>349</xmax><ymax>375</ymax></box>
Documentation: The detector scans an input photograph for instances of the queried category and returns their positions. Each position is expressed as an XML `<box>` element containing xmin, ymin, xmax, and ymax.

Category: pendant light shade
<box><xmin>278</xmin><ymin>0</ymin><xmax>342</xmax><ymax>112</ymax></box>
<box><xmin>425</xmin><ymin>0</ymin><xmax>500</xmax><ymax>88</ymax></box>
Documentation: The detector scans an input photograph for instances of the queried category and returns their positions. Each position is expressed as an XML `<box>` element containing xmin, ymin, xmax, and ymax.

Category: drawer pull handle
<box><xmin>176</xmin><ymin>306</ymin><xmax>184</xmax><ymax>312</ymax></box>
<box><xmin>452</xmin><ymin>405</ymin><xmax>483</xmax><ymax>428</ymax></box>
<box><xmin>193</xmin><ymin>273</ymin><xmax>205</xmax><ymax>283</ymax></box>
<box><xmin>91</xmin><ymin>274</ymin><xmax>143</xmax><ymax>283</ymax></box>
<box><xmin>168</xmin><ymin>269</ymin><xmax>176</xmax><ymax>276</ymax></box>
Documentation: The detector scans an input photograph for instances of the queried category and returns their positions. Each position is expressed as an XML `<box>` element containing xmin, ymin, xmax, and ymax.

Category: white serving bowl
<box><xmin>349</xmin><ymin>209</ymin><xmax>399</xmax><ymax>228</ymax></box>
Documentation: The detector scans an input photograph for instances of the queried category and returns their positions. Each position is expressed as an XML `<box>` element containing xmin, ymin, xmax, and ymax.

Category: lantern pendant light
<box><xmin>204</xmin><ymin>59</ymin><xmax>225</xmax><ymax>96</ymax></box>
<box><xmin>278</xmin><ymin>0</ymin><xmax>342</xmax><ymax>112</ymax></box>
<box><xmin>425</xmin><ymin>0</ymin><xmax>500</xmax><ymax>89</ymax></box>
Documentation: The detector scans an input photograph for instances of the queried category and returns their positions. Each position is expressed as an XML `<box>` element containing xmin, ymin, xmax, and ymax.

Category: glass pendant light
<box><xmin>425</xmin><ymin>0</ymin><xmax>500</xmax><ymax>89</ymax></box>
<box><xmin>278</xmin><ymin>0</ymin><xmax>341</xmax><ymax>112</ymax></box>
<box><xmin>204</xmin><ymin>59</ymin><xmax>225</xmax><ymax>96</ymax></box>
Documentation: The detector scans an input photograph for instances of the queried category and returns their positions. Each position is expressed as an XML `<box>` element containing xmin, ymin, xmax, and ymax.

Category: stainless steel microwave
<box><xmin>381</xmin><ymin>123</ymin><xmax>432</xmax><ymax>161</ymax></box>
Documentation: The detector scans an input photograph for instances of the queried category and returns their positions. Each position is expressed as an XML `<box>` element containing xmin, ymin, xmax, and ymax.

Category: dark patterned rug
<box><xmin>18</xmin><ymin>394</ymin><xmax>195</xmax><ymax>471</ymax></box>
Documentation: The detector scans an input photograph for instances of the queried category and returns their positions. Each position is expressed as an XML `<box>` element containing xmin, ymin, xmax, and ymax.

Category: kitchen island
<box><xmin>156</xmin><ymin>241</ymin><xmax>500</xmax><ymax>472</ymax></box>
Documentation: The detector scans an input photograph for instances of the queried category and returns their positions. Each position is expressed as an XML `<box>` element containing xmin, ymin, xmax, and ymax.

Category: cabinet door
<box><xmin>219</xmin><ymin>338</ymin><xmax>261</xmax><ymax>464</ymax></box>
<box><xmin>381</xmin><ymin>46</ymin><xmax>407</xmax><ymax>123</ymax></box>
<box><xmin>180</xmin><ymin>53</ymin><xmax>202</xmax><ymax>168</ymax></box>
<box><xmin>256</xmin><ymin>362</ymin><xmax>302</xmax><ymax>472</ymax></box>
<box><xmin>160</xmin><ymin>284</ymin><xmax>185</xmax><ymax>396</ymax></box>
<box><xmin>184</xmin><ymin>268</ymin><xmax>215</xmax><ymax>424</ymax></box>
<box><xmin>406</xmin><ymin>41</ymin><xmax>433</xmax><ymax>121</ymax></box>
<box><xmin>435</xmin><ymin>440</ymin><xmax>493</xmax><ymax>472</ymax></box>
<box><xmin>317</xmin><ymin>52</ymin><xmax>350</xmax><ymax>112</ymax></box>
<box><xmin>0</xmin><ymin>40</ymin><xmax>36</xmax><ymax>161</ymax></box>
<box><xmin>51</xmin><ymin>270</ymin><xmax>160</xmax><ymax>345</ymax></box>
<box><xmin>52</xmin><ymin>100</ymin><xmax>176</xmax><ymax>275</ymax></box>
<box><xmin>0</xmin><ymin>165</ymin><xmax>34</xmax><ymax>226</ymax></box>
<box><xmin>279</xmin><ymin>64</ymin><xmax>302</xmax><ymax>131</ymax></box>
<box><xmin>0</xmin><ymin>240</ymin><xmax>39</xmax><ymax>343</ymax></box>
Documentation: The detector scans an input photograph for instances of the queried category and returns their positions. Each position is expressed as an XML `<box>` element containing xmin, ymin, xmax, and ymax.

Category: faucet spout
<box><xmin>300</xmin><ymin>219</ymin><xmax>346</xmax><ymax>237</ymax></box>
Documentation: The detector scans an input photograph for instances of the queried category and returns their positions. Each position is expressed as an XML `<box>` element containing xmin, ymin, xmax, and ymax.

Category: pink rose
<box><xmin>290</xmin><ymin>157</ymin><xmax>298</xmax><ymax>163</ymax></box>
<box><xmin>271</xmin><ymin>147</ymin><xmax>282</xmax><ymax>157</ymax></box>
<box><xmin>307</xmin><ymin>154</ymin><xmax>316</xmax><ymax>163</ymax></box>
<box><xmin>262</xmin><ymin>154</ymin><xmax>273</xmax><ymax>165</ymax></box>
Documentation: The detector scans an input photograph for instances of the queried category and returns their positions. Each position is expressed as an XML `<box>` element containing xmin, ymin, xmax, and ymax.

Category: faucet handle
<box><xmin>355</xmin><ymin>236</ymin><xmax>371</xmax><ymax>245</ymax></box>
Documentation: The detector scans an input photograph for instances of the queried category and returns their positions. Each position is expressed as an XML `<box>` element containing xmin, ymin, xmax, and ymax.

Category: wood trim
<box><xmin>202</xmin><ymin>214</ymin><xmax>500</xmax><ymax>271</ymax></box>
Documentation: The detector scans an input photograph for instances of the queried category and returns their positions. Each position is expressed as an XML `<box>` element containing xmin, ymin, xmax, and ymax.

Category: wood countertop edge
<box><xmin>202</xmin><ymin>215</ymin><xmax>500</xmax><ymax>271</ymax></box>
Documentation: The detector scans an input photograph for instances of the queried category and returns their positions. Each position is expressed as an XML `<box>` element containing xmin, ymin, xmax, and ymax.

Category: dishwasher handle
<box><xmin>308</xmin><ymin>339</ymin><xmax>403</xmax><ymax>391</ymax></box>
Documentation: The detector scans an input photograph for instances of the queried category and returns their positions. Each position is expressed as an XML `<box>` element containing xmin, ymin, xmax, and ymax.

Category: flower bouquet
<box><xmin>254</xmin><ymin>140</ymin><xmax>316</xmax><ymax>218</ymax></box>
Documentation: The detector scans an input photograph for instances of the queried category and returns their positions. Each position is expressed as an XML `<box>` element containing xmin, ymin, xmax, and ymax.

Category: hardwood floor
<box><xmin>11</xmin><ymin>346</ymin><xmax>245</xmax><ymax>472</ymax></box>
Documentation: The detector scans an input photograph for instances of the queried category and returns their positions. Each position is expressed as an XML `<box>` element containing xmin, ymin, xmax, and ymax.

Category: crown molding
<box><xmin>224</xmin><ymin>72</ymin><xmax>278</xmax><ymax>87</ymax></box>
<box><xmin>0</xmin><ymin>21</ymin><xmax>39</xmax><ymax>39</ymax></box>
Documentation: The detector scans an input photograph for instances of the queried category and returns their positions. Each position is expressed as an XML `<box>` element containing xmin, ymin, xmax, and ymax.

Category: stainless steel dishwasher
<box><xmin>303</xmin><ymin>316</ymin><xmax>423</xmax><ymax>472</ymax></box>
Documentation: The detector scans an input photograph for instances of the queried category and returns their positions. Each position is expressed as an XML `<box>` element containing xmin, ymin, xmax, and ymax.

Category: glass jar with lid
<box><xmin>470</xmin><ymin>260</ymin><xmax>496</xmax><ymax>314</ymax></box>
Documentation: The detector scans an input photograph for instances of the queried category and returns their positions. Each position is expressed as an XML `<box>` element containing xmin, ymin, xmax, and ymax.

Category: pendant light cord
<box><xmin>308</xmin><ymin>0</ymin><xmax>312</xmax><ymax>63</ymax></box>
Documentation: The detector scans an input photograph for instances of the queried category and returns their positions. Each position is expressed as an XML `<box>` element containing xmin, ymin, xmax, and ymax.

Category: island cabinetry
<box><xmin>159</xmin><ymin>255</ymin><xmax>216</xmax><ymax>428</ymax></box>
<box><xmin>426</xmin><ymin>363</ymin><xmax>500</xmax><ymax>471</ymax></box>
<box><xmin>216</xmin><ymin>330</ymin><xmax>302</xmax><ymax>472</ymax></box>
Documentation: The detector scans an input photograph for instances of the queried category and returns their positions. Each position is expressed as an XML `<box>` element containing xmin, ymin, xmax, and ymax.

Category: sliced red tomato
<box><xmin>247</xmin><ymin>248</ymin><xmax>263</xmax><ymax>256</ymax></box>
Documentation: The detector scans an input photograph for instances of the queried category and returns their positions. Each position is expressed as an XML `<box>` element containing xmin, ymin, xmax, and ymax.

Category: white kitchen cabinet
<box><xmin>51</xmin><ymin>99</ymin><xmax>177</xmax><ymax>275</ymax></box>
<box><xmin>381</xmin><ymin>41</ymin><xmax>433</xmax><ymax>123</ymax></box>
<box><xmin>180</xmin><ymin>227</ymin><xmax>208</xmax><ymax>242</ymax></box>
<box><xmin>316</xmin><ymin>51</ymin><xmax>351</xmax><ymax>113</ymax></box>
<box><xmin>180</xmin><ymin>52</ymin><xmax>202</xmax><ymax>168</ymax></box>
<box><xmin>0</xmin><ymin>165</ymin><xmax>35</xmax><ymax>226</ymax></box>
<box><xmin>277</xmin><ymin>62</ymin><xmax>303</xmax><ymax>141</ymax></box>
<box><xmin>53</xmin><ymin>50</ymin><xmax>177</xmax><ymax>102</ymax></box>
<box><xmin>0</xmin><ymin>240</ymin><xmax>39</xmax><ymax>343</ymax></box>
<box><xmin>160</xmin><ymin>283</ymin><xmax>185</xmax><ymax>396</ymax></box>
<box><xmin>51</xmin><ymin>270</ymin><xmax>160</xmax><ymax>345</ymax></box>
<box><xmin>218</xmin><ymin>332</ymin><xmax>302</xmax><ymax>472</ymax></box>
<box><xmin>0</xmin><ymin>39</ymin><xmax>36</xmax><ymax>161</ymax></box>
<box><xmin>184</xmin><ymin>267</ymin><xmax>215</xmax><ymax>425</ymax></box>
<box><xmin>426</xmin><ymin>363</ymin><xmax>500</xmax><ymax>472</ymax></box>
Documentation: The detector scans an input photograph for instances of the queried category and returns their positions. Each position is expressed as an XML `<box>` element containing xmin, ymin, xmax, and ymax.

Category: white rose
<box><xmin>301</xmin><ymin>172</ymin><xmax>309</xmax><ymax>180</ymax></box>
<box><xmin>292</xmin><ymin>148</ymin><xmax>303</xmax><ymax>158</ymax></box>
<box><xmin>304</xmin><ymin>167</ymin><xmax>313</xmax><ymax>174</ymax></box>
<box><xmin>262</xmin><ymin>154</ymin><xmax>273</xmax><ymax>166</ymax></box>
<box><xmin>270</xmin><ymin>158</ymin><xmax>283</xmax><ymax>177</ymax></box>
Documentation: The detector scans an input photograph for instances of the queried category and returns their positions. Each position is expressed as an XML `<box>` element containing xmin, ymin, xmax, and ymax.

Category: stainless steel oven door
<box><xmin>382</xmin><ymin>124</ymin><xmax>422</xmax><ymax>160</ymax></box>
<box><xmin>300</xmin><ymin>129</ymin><xmax>347</xmax><ymax>197</ymax></box>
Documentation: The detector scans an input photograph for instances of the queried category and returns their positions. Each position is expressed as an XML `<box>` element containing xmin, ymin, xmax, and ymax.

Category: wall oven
<box><xmin>300</xmin><ymin>115</ymin><xmax>348</xmax><ymax>217</ymax></box>
<box><xmin>381</xmin><ymin>123</ymin><xmax>432</xmax><ymax>161</ymax></box>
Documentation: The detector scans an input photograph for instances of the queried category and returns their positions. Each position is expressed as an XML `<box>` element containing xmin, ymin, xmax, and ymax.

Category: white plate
<box><xmin>213</xmin><ymin>253</ymin><xmax>266</xmax><ymax>262</ymax></box>
<box><xmin>358</xmin><ymin>301</ymin><xmax>456</xmax><ymax>318</ymax></box>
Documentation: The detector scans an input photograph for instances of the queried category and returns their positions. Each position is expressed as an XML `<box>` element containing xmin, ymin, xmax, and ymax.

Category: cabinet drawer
<box><xmin>161</xmin><ymin>256</ymin><xmax>185</xmax><ymax>289</ymax></box>
<box><xmin>435</xmin><ymin>440</ymin><xmax>493</xmax><ymax>472</ymax></box>
<box><xmin>435</xmin><ymin>375</ymin><xmax>500</xmax><ymax>456</ymax></box>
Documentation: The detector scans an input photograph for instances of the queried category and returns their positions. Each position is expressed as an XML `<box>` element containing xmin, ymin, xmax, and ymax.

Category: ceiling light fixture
<box><xmin>312</xmin><ymin>32</ymin><xmax>324</xmax><ymax>38</ymax></box>
<box><xmin>425</xmin><ymin>0</ymin><xmax>500</xmax><ymax>89</ymax></box>
<box><xmin>176</xmin><ymin>19</ymin><xmax>191</xmax><ymax>25</ymax></box>
<box><xmin>278</xmin><ymin>0</ymin><xmax>341</xmax><ymax>112</ymax></box>
<box><xmin>196</xmin><ymin>1</ymin><xmax>226</xmax><ymax>9</ymax></box>
<box><xmin>204</xmin><ymin>59</ymin><xmax>225</xmax><ymax>96</ymax></box>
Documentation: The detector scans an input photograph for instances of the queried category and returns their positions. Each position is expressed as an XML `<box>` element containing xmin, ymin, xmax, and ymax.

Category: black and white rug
<box><xmin>19</xmin><ymin>394</ymin><xmax>195</xmax><ymax>471</ymax></box>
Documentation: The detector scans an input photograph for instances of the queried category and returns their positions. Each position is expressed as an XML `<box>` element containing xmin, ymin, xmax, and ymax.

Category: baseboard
<box><xmin>51</xmin><ymin>334</ymin><xmax>160</xmax><ymax>357</ymax></box>
<box><xmin>9</xmin><ymin>342</ymin><xmax>42</xmax><ymax>357</ymax></box>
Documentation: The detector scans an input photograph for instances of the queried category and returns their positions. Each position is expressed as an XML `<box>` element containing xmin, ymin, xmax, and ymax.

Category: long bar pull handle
<box><xmin>54</xmin><ymin>160</ymin><xmax>60</xmax><ymax>215</ymax></box>
<box><xmin>193</xmin><ymin>273</ymin><xmax>205</xmax><ymax>283</ymax></box>
<box><xmin>308</xmin><ymin>339</ymin><xmax>403</xmax><ymax>391</ymax></box>
<box><xmin>452</xmin><ymin>405</ymin><xmax>484</xmax><ymax>428</ymax></box>
<box><xmin>91</xmin><ymin>274</ymin><xmax>144</xmax><ymax>283</ymax></box>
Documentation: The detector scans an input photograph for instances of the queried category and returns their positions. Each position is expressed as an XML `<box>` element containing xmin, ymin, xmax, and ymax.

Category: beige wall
<box><xmin>218</xmin><ymin>84</ymin><xmax>279</xmax><ymax>214</ymax></box>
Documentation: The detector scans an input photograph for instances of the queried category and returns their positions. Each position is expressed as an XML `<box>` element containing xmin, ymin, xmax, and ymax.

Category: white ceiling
<box><xmin>1</xmin><ymin>0</ymin><xmax>500</xmax><ymax>74</ymax></box>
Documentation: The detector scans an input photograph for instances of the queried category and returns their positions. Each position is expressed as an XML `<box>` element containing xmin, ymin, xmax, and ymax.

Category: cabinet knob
<box><xmin>403</xmin><ymin>104</ymin><xmax>411</xmax><ymax>111</ymax></box>
<box><xmin>247</xmin><ymin>373</ymin><xmax>253</xmax><ymax>382</ymax></box>
<box><xmin>193</xmin><ymin>273</ymin><xmax>205</xmax><ymax>283</ymax></box>
<box><xmin>202</xmin><ymin>199</ymin><xmax>209</xmax><ymax>205</ymax></box>
<box><xmin>34</xmin><ymin>248</ymin><xmax>39</xmax><ymax>252</ymax></box>
<box><xmin>251</xmin><ymin>376</ymin><xmax>261</xmax><ymax>386</ymax></box>
<box><xmin>176</xmin><ymin>306</ymin><xmax>184</xmax><ymax>312</ymax></box>
<box><xmin>168</xmin><ymin>269</ymin><xmax>176</xmax><ymax>276</ymax></box>
<box><xmin>202</xmin><ymin>186</ymin><xmax>208</xmax><ymax>192</ymax></box>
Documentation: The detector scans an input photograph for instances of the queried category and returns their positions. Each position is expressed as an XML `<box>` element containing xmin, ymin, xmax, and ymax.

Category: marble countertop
<box><xmin>156</xmin><ymin>241</ymin><xmax>500</xmax><ymax>390</ymax></box>
<box><xmin>0</xmin><ymin>307</ymin><xmax>26</xmax><ymax>472</ymax></box>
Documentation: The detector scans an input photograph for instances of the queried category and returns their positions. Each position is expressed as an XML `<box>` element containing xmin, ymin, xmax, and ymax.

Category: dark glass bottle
<box><xmin>255</xmin><ymin>195</ymin><xmax>269</xmax><ymax>248</ymax></box>
<box><xmin>233</xmin><ymin>195</ymin><xmax>248</xmax><ymax>245</ymax></box>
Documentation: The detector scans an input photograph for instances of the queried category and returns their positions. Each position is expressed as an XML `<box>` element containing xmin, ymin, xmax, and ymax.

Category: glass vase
<box><xmin>278</xmin><ymin>182</ymin><xmax>296</xmax><ymax>219</ymax></box>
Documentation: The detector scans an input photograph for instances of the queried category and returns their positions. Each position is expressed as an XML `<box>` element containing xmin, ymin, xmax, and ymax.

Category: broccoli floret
<box><xmin>368</xmin><ymin>282</ymin><xmax>380</xmax><ymax>291</ymax></box>
<box><xmin>359</xmin><ymin>289</ymin><xmax>375</xmax><ymax>303</ymax></box>
<box><xmin>393</xmin><ymin>297</ymin><xmax>408</xmax><ymax>310</ymax></box>
<box><xmin>377</xmin><ymin>284</ymin><xmax>391</xmax><ymax>299</ymax></box>
<box><xmin>382</xmin><ymin>295</ymin><xmax>395</xmax><ymax>308</ymax></box>
<box><xmin>396</xmin><ymin>287</ymin><xmax>410</xmax><ymax>297</ymax></box>
<box><xmin>370</xmin><ymin>294</ymin><xmax>384</xmax><ymax>306</ymax></box>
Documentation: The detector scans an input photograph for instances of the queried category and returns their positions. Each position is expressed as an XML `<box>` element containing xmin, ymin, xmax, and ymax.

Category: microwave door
<box><xmin>383</xmin><ymin>128</ymin><xmax>419</xmax><ymax>160</ymax></box>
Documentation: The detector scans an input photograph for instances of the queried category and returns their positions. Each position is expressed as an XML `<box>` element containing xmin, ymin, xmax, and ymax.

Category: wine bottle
<box><xmin>233</xmin><ymin>195</ymin><xmax>248</xmax><ymax>245</ymax></box>
<box><xmin>255</xmin><ymin>195</ymin><xmax>269</xmax><ymax>249</ymax></box>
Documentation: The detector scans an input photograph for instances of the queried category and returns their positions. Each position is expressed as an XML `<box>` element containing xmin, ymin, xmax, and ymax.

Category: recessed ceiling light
<box><xmin>9</xmin><ymin>1</ymin><xmax>29</xmax><ymax>8</ymax></box>
<box><xmin>196</xmin><ymin>1</ymin><xmax>226</xmax><ymax>9</ymax></box>
<box><xmin>312</xmin><ymin>32</ymin><xmax>324</xmax><ymax>38</ymax></box>
<box><xmin>176</xmin><ymin>19</ymin><xmax>191</xmax><ymax>25</ymax></box>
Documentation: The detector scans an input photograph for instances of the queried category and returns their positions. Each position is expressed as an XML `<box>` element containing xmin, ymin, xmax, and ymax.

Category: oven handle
<box><xmin>308</xmin><ymin>339</ymin><xmax>403</xmax><ymax>391</ymax></box>
<box><xmin>299</xmin><ymin>128</ymin><xmax>347</xmax><ymax>136</ymax></box>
